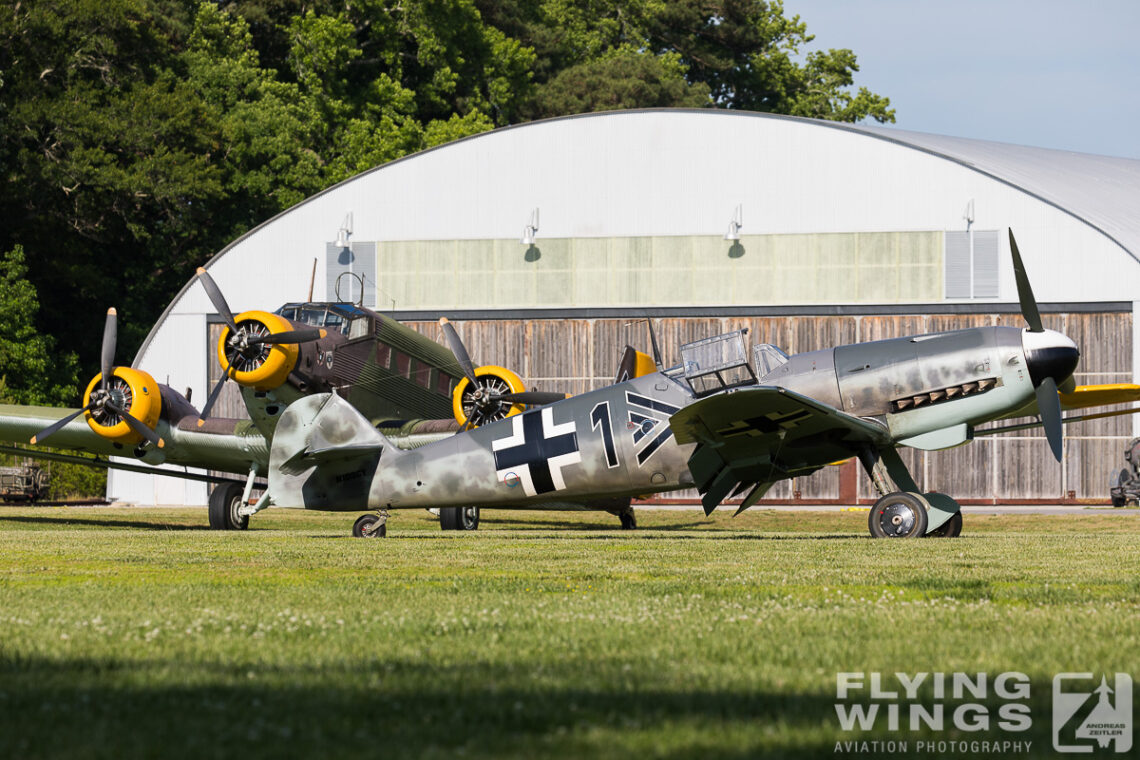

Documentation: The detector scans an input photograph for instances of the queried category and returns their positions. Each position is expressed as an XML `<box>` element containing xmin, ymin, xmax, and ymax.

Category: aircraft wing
<box><xmin>974</xmin><ymin>383</ymin><xmax>1140</xmax><ymax>438</ymax></box>
<box><xmin>1060</xmin><ymin>384</ymin><xmax>1140</xmax><ymax>411</ymax></box>
<box><xmin>669</xmin><ymin>387</ymin><xmax>890</xmax><ymax>515</ymax></box>
<box><xmin>0</xmin><ymin>403</ymin><xmax>267</xmax><ymax>478</ymax></box>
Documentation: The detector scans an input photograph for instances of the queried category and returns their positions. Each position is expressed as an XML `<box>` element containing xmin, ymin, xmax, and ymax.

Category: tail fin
<box><xmin>272</xmin><ymin>393</ymin><xmax>399</xmax><ymax>473</ymax></box>
<box><xmin>268</xmin><ymin>393</ymin><xmax>400</xmax><ymax>508</ymax></box>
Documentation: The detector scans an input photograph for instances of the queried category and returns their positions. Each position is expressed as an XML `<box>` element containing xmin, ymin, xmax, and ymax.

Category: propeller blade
<box><xmin>248</xmin><ymin>328</ymin><xmax>326</xmax><ymax>345</ymax></box>
<box><xmin>439</xmin><ymin>317</ymin><xmax>479</xmax><ymax>386</ymax></box>
<box><xmin>106</xmin><ymin>401</ymin><xmax>165</xmax><ymax>449</ymax></box>
<box><xmin>196</xmin><ymin>267</ymin><xmax>238</xmax><ymax>331</ymax></box>
<box><xmin>1009</xmin><ymin>229</ymin><xmax>1044</xmax><ymax>333</ymax></box>
<box><xmin>1035</xmin><ymin>376</ymin><xmax>1064</xmax><ymax>462</ymax></box>
<box><xmin>30</xmin><ymin>404</ymin><xmax>92</xmax><ymax>445</ymax></box>
<box><xmin>492</xmin><ymin>391</ymin><xmax>569</xmax><ymax>405</ymax></box>
<box><xmin>105</xmin><ymin>401</ymin><xmax>165</xmax><ymax>449</ymax></box>
<box><xmin>197</xmin><ymin>368</ymin><xmax>232</xmax><ymax>424</ymax></box>
<box><xmin>1059</xmin><ymin>376</ymin><xmax>1077</xmax><ymax>394</ymax></box>
<box><xmin>100</xmin><ymin>308</ymin><xmax>117</xmax><ymax>392</ymax></box>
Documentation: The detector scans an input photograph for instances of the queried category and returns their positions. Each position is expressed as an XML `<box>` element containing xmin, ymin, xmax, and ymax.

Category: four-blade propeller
<box><xmin>30</xmin><ymin>308</ymin><xmax>165</xmax><ymax>448</ymax></box>
<box><xmin>439</xmin><ymin>317</ymin><xmax>567</xmax><ymax>428</ymax></box>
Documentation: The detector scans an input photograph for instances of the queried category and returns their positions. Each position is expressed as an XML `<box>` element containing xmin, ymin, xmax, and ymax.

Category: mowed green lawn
<box><xmin>0</xmin><ymin>506</ymin><xmax>1137</xmax><ymax>759</ymax></box>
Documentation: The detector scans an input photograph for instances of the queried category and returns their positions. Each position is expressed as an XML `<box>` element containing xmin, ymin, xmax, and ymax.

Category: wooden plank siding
<box><xmin>207</xmin><ymin>311</ymin><xmax>1131</xmax><ymax>504</ymax></box>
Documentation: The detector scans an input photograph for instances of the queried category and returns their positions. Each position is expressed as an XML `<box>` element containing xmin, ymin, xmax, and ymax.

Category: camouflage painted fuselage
<box><xmin>265</xmin><ymin>325</ymin><xmax>1069</xmax><ymax>513</ymax></box>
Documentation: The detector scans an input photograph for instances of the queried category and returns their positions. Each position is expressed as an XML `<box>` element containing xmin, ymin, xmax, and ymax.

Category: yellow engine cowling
<box><xmin>82</xmin><ymin>367</ymin><xmax>162</xmax><ymax>444</ymax></box>
<box><xmin>452</xmin><ymin>365</ymin><xmax>527</xmax><ymax>428</ymax></box>
<box><xmin>216</xmin><ymin>310</ymin><xmax>300</xmax><ymax>391</ymax></box>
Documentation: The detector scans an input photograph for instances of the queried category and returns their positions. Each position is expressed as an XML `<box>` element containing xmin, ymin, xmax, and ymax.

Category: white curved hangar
<box><xmin>120</xmin><ymin>109</ymin><xmax>1140</xmax><ymax>506</ymax></box>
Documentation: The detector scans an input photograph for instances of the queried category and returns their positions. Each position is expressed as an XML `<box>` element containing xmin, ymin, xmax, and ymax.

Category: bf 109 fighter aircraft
<box><xmin>0</xmin><ymin>231</ymin><xmax>1135</xmax><ymax>537</ymax></box>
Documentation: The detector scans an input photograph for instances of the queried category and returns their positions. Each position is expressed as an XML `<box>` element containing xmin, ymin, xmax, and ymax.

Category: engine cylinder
<box><xmin>452</xmin><ymin>365</ymin><xmax>526</xmax><ymax>428</ymax></box>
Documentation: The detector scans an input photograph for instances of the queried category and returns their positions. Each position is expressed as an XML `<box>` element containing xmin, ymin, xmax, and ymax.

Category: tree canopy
<box><xmin>0</xmin><ymin>0</ymin><xmax>893</xmax><ymax>400</ymax></box>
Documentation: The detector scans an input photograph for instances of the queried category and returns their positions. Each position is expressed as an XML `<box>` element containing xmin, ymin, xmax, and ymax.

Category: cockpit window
<box><xmin>276</xmin><ymin>303</ymin><xmax>373</xmax><ymax>337</ymax></box>
<box><xmin>753</xmin><ymin>343</ymin><xmax>790</xmax><ymax>381</ymax></box>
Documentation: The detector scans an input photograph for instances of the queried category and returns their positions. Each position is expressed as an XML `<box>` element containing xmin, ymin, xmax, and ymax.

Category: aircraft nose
<box><xmin>1022</xmin><ymin>329</ymin><xmax>1080</xmax><ymax>387</ymax></box>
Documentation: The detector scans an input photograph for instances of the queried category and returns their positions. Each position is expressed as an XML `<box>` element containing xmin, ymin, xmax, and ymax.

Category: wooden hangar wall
<box><xmin>394</xmin><ymin>308</ymin><xmax>1132</xmax><ymax>505</ymax></box>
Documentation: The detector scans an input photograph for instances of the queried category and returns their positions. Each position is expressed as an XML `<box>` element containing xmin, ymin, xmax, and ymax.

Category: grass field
<box><xmin>1</xmin><ymin>506</ymin><xmax>1137</xmax><ymax>759</ymax></box>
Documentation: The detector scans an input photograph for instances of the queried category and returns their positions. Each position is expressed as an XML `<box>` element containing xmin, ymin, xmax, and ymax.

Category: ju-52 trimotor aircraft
<box><xmin>0</xmin><ymin>267</ymin><xmax>566</xmax><ymax>531</ymax></box>
<box><xmin>1</xmin><ymin>230</ymin><xmax>1137</xmax><ymax>538</ymax></box>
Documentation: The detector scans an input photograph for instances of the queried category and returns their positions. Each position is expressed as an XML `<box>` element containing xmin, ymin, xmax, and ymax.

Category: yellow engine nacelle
<box><xmin>216</xmin><ymin>310</ymin><xmax>300</xmax><ymax>391</ymax></box>
<box><xmin>452</xmin><ymin>365</ymin><xmax>527</xmax><ymax>428</ymax></box>
<box><xmin>82</xmin><ymin>367</ymin><xmax>162</xmax><ymax>444</ymax></box>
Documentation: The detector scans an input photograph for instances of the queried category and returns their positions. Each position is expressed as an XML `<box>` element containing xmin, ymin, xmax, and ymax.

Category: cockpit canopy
<box><xmin>678</xmin><ymin>329</ymin><xmax>791</xmax><ymax>395</ymax></box>
<box><xmin>277</xmin><ymin>303</ymin><xmax>374</xmax><ymax>340</ymax></box>
<box><xmin>680</xmin><ymin>329</ymin><xmax>757</xmax><ymax>396</ymax></box>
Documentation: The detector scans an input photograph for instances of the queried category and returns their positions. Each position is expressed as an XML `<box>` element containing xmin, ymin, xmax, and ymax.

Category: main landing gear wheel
<box><xmin>353</xmin><ymin>514</ymin><xmax>387</xmax><ymax>538</ymax></box>
<box><xmin>208</xmin><ymin>482</ymin><xmax>248</xmax><ymax>531</ymax></box>
<box><xmin>925</xmin><ymin>510</ymin><xmax>963</xmax><ymax>538</ymax></box>
<box><xmin>868</xmin><ymin>492</ymin><xmax>928</xmax><ymax>539</ymax></box>
<box><xmin>619</xmin><ymin>510</ymin><xmax>637</xmax><ymax>530</ymax></box>
<box><xmin>440</xmin><ymin>507</ymin><xmax>480</xmax><ymax>531</ymax></box>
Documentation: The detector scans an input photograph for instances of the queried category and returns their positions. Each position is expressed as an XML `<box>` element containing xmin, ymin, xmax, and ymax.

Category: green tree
<box><xmin>0</xmin><ymin>0</ymin><xmax>224</xmax><ymax>364</ymax></box>
<box><xmin>478</xmin><ymin>0</ymin><xmax>894</xmax><ymax>122</ymax></box>
<box><xmin>0</xmin><ymin>246</ymin><xmax>79</xmax><ymax>406</ymax></box>
<box><xmin>530</xmin><ymin>45</ymin><xmax>710</xmax><ymax>116</ymax></box>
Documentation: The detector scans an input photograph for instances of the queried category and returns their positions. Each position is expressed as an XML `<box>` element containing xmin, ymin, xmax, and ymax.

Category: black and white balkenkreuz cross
<box><xmin>492</xmin><ymin>407</ymin><xmax>581</xmax><ymax>497</ymax></box>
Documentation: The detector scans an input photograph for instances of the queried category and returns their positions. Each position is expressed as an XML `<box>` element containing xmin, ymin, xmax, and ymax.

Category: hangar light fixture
<box><xmin>724</xmin><ymin>204</ymin><xmax>743</xmax><ymax>241</ymax></box>
<box><xmin>521</xmin><ymin>208</ymin><xmax>540</xmax><ymax>246</ymax></box>
<box><xmin>335</xmin><ymin>212</ymin><xmax>353</xmax><ymax>249</ymax></box>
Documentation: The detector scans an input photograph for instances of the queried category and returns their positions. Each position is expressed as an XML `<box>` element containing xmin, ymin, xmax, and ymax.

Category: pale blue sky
<box><xmin>782</xmin><ymin>0</ymin><xmax>1140</xmax><ymax>158</ymax></box>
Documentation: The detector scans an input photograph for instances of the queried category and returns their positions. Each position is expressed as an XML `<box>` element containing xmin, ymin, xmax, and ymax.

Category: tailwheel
<box><xmin>440</xmin><ymin>507</ymin><xmax>480</xmax><ymax>531</ymax></box>
<box><xmin>618</xmin><ymin>509</ymin><xmax>637</xmax><ymax>530</ymax></box>
<box><xmin>868</xmin><ymin>491</ymin><xmax>928</xmax><ymax>539</ymax></box>
<box><xmin>925</xmin><ymin>510</ymin><xmax>963</xmax><ymax>538</ymax></box>
<box><xmin>353</xmin><ymin>513</ymin><xmax>387</xmax><ymax>538</ymax></box>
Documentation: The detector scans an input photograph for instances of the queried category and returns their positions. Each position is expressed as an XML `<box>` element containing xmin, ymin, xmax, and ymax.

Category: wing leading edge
<box><xmin>669</xmin><ymin>387</ymin><xmax>890</xmax><ymax>515</ymax></box>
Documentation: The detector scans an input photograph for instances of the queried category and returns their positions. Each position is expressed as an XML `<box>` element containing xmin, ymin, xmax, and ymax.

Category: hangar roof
<box><xmin>843</xmin><ymin>120</ymin><xmax>1140</xmax><ymax>259</ymax></box>
<box><xmin>294</xmin><ymin>108</ymin><xmax>1140</xmax><ymax>258</ymax></box>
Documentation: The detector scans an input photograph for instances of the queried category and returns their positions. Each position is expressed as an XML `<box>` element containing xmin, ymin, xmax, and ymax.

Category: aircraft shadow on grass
<box><xmin>0</xmin><ymin>515</ymin><xmax>203</xmax><ymax>531</ymax></box>
<box><xmin>0</xmin><ymin>655</ymin><xmax>1068</xmax><ymax>758</ymax></box>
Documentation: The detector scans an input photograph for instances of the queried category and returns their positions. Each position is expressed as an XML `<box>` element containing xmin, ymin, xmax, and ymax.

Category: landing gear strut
<box><xmin>858</xmin><ymin>446</ymin><xmax>963</xmax><ymax>539</ymax></box>
<box><xmin>353</xmin><ymin>511</ymin><xmax>388</xmax><ymax>538</ymax></box>
<box><xmin>618</xmin><ymin>508</ymin><xmax>637</xmax><ymax>530</ymax></box>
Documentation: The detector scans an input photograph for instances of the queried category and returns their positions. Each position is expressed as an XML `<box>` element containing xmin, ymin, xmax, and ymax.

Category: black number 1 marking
<box><xmin>590</xmin><ymin>402</ymin><xmax>619</xmax><ymax>468</ymax></box>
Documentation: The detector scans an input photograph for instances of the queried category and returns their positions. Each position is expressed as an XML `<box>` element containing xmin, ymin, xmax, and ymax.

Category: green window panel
<box><xmin>369</xmin><ymin>231</ymin><xmax>943</xmax><ymax>310</ymax></box>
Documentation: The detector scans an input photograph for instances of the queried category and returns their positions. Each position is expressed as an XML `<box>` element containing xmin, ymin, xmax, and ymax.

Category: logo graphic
<box><xmin>492</xmin><ymin>408</ymin><xmax>580</xmax><ymax>497</ymax></box>
<box><xmin>625</xmin><ymin>392</ymin><xmax>680</xmax><ymax>465</ymax></box>
<box><xmin>1053</xmin><ymin>673</ymin><xmax>1132</xmax><ymax>753</ymax></box>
